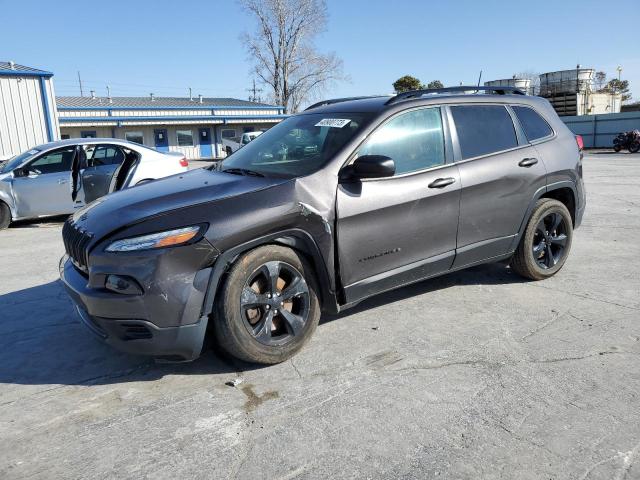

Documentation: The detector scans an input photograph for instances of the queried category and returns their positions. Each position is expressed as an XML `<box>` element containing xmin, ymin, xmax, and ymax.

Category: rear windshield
<box><xmin>218</xmin><ymin>113</ymin><xmax>372</xmax><ymax>178</ymax></box>
<box><xmin>1</xmin><ymin>149</ymin><xmax>41</xmax><ymax>173</ymax></box>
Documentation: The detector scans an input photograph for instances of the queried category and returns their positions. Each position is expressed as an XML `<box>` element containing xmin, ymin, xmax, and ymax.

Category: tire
<box><xmin>629</xmin><ymin>142</ymin><xmax>640</xmax><ymax>153</ymax></box>
<box><xmin>613</xmin><ymin>144</ymin><xmax>622</xmax><ymax>152</ymax></box>
<box><xmin>0</xmin><ymin>201</ymin><xmax>11</xmax><ymax>230</ymax></box>
<box><xmin>214</xmin><ymin>245</ymin><xmax>321</xmax><ymax>364</ymax></box>
<box><xmin>225</xmin><ymin>146</ymin><xmax>233</xmax><ymax>157</ymax></box>
<box><xmin>510</xmin><ymin>198</ymin><xmax>573</xmax><ymax>281</ymax></box>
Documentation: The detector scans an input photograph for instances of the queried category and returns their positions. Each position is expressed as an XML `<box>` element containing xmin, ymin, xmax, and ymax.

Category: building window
<box><xmin>81</xmin><ymin>130</ymin><xmax>97</xmax><ymax>138</ymax></box>
<box><xmin>61</xmin><ymin>134</ymin><xmax>70</xmax><ymax>140</ymax></box>
<box><xmin>125</xmin><ymin>131</ymin><xmax>144</xmax><ymax>145</ymax></box>
<box><xmin>221</xmin><ymin>129</ymin><xmax>237</xmax><ymax>139</ymax></box>
<box><xmin>176</xmin><ymin>130</ymin><xmax>194</xmax><ymax>147</ymax></box>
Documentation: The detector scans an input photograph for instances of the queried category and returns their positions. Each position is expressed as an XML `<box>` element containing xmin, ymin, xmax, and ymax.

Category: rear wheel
<box><xmin>629</xmin><ymin>142</ymin><xmax>640</xmax><ymax>153</ymax></box>
<box><xmin>511</xmin><ymin>199</ymin><xmax>573</xmax><ymax>280</ymax></box>
<box><xmin>0</xmin><ymin>202</ymin><xmax>10</xmax><ymax>230</ymax></box>
<box><xmin>214</xmin><ymin>245</ymin><xmax>321</xmax><ymax>364</ymax></box>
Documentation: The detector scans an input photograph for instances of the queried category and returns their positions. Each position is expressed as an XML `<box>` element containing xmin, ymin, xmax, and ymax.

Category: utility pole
<box><xmin>246</xmin><ymin>79</ymin><xmax>263</xmax><ymax>103</ymax></box>
<box><xmin>77</xmin><ymin>71</ymin><xmax>84</xmax><ymax>97</ymax></box>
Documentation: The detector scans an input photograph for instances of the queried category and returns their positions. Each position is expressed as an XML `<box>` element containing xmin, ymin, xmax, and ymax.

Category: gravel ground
<box><xmin>0</xmin><ymin>152</ymin><xmax>639</xmax><ymax>480</ymax></box>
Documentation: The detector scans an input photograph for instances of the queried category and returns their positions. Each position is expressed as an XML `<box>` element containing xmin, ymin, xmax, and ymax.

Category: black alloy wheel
<box><xmin>532</xmin><ymin>212</ymin><xmax>568</xmax><ymax>269</ymax></box>
<box><xmin>241</xmin><ymin>261</ymin><xmax>311</xmax><ymax>346</ymax></box>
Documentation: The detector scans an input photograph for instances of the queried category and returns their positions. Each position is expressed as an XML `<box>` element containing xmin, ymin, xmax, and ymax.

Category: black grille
<box><xmin>62</xmin><ymin>220</ymin><xmax>93</xmax><ymax>272</ymax></box>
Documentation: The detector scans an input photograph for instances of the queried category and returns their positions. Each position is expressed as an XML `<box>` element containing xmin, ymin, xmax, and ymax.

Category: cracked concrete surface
<box><xmin>0</xmin><ymin>153</ymin><xmax>639</xmax><ymax>479</ymax></box>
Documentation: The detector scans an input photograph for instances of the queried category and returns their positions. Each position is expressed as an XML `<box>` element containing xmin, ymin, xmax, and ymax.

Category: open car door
<box><xmin>80</xmin><ymin>145</ymin><xmax>139</xmax><ymax>204</ymax></box>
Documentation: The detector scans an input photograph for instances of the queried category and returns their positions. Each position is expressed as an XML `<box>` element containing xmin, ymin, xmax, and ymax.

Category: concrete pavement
<box><xmin>0</xmin><ymin>152</ymin><xmax>639</xmax><ymax>479</ymax></box>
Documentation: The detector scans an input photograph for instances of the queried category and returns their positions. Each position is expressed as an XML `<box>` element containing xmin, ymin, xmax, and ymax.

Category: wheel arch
<box><xmin>201</xmin><ymin>229</ymin><xmax>339</xmax><ymax>321</ymax></box>
<box><xmin>510</xmin><ymin>180</ymin><xmax>578</xmax><ymax>252</ymax></box>
<box><xmin>540</xmin><ymin>185</ymin><xmax>576</xmax><ymax>225</ymax></box>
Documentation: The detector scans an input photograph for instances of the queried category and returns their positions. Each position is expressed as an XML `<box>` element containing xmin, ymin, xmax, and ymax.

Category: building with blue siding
<box><xmin>0</xmin><ymin>62</ymin><xmax>286</xmax><ymax>160</ymax></box>
<box><xmin>0</xmin><ymin>62</ymin><xmax>59</xmax><ymax>160</ymax></box>
<box><xmin>56</xmin><ymin>94</ymin><xmax>286</xmax><ymax>159</ymax></box>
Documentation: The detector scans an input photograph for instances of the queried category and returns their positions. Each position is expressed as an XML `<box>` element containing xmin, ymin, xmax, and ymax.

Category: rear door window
<box><xmin>450</xmin><ymin>105</ymin><xmax>518</xmax><ymax>160</ymax></box>
<box><xmin>512</xmin><ymin>106</ymin><xmax>553</xmax><ymax>141</ymax></box>
<box><xmin>88</xmin><ymin>145</ymin><xmax>125</xmax><ymax>166</ymax></box>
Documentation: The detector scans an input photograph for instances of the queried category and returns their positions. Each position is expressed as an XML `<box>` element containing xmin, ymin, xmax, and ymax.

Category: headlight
<box><xmin>106</xmin><ymin>226</ymin><xmax>202</xmax><ymax>252</ymax></box>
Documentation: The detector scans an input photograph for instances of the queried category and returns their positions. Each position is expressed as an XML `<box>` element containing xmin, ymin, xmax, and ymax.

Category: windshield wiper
<box><xmin>221</xmin><ymin>167</ymin><xmax>265</xmax><ymax>177</ymax></box>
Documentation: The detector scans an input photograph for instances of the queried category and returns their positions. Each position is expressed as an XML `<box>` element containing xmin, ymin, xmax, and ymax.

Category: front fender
<box><xmin>0</xmin><ymin>176</ymin><xmax>17</xmax><ymax>219</ymax></box>
<box><xmin>201</xmin><ymin>228</ymin><xmax>339</xmax><ymax>320</ymax></box>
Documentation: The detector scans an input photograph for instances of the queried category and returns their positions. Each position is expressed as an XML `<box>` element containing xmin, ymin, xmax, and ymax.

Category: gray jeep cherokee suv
<box><xmin>60</xmin><ymin>86</ymin><xmax>585</xmax><ymax>364</ymax></box>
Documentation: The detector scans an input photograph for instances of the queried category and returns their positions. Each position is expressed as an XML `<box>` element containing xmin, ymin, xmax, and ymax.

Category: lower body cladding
<box><xmin>59</xmin><ymin>239</ymin><xmax>218</xmax><ymax>361</ymax></box>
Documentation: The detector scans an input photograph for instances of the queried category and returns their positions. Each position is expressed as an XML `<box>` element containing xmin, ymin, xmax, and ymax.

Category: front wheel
<box><xmin>214</xmin><ymin>245</ymin><xmax>321</xmax><ymax>364</ymax></box>
<box><xmin>613</xmin><ymin>144</ymin><xmax>622</xmax><ymax>152</ymax></box>
<box><xmin>510</xmin><ymin>199</ymin><xmax>573</xmax><ymax>280</ymax></box>
<box><xmin>629</xmin><ymin>142</ymin><xmax>640</xmax><ymax>153</ymax></box>
<box><xmin>0</xmin><ymin>202</ymin><xmax>11</xmax><ymax>230</ymax></box>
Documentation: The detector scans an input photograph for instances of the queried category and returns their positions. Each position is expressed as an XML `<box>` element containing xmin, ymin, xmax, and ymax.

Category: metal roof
<box><xmin>56</xmin><ymin>96</ymin><xmax>279</xmax><ymax>109</ymax></box>
<box><xmin>0</xmin><ymin>62</ymin><xmax>53</xmax><ymax>77</ymax></box>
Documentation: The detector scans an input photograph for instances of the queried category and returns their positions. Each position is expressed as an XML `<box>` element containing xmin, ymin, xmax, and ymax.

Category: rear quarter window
<box><xmin>512</xmin><ymin>105</ymin><xmax>554</xmax><ymax>141</ymax></box>
<box><xmin>450</xmin><ymin>105</ymin><xmax>518</xmax><ymax>160</ymax></box>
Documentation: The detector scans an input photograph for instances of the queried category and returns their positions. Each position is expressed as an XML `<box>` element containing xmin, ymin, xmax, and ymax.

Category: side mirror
<box><xmin>13</xmin><ymin>167</ymin><xmax>28</xmax><ymax>178</ymax></box>
<box><xmin>341</xmin><ymin>155</ymin><xmax>395</xmax><ymax>181</ymax></box>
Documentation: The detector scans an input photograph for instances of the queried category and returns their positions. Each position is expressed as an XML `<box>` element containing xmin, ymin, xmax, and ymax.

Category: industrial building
<box><xmin>0</xmin><ymin>62</ymin><xmax>286</xmax><ymax>160</ymax></box>
<box><xmin>485</xmin><ymin>66</ymin><xmax>622</xmax><ymax>117</ymax></box>
<box><xmin>0</xmin><ymin>62</ymin><xmax>59</xmax><ymax>160</ymax></box>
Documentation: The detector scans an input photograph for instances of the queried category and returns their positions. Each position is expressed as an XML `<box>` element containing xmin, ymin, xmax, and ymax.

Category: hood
<box><xmin>70</xmin><ymin>168</ymin><xmax>289</xmax><ymax>239</ymax></box>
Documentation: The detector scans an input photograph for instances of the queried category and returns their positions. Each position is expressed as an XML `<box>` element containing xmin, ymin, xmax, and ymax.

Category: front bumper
<box><xmin>59</xmin><ymin>240</ymin><xmax>217</xmax><ymax>361</ymax></box>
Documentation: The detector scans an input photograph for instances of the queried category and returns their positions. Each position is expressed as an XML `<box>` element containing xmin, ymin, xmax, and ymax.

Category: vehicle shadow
<box><xmin>9</xmin><ymin>215</ymin><xmax>68</xmax><ymax>228</ymax></box>
<box><xmin>322</xmin><ymin>262</ymin><xmax>524</xmax><ymax>323</ymax></box>
<box><xmin>0</xmin><ymin>263</ymin><xmax>524</xmax><ymax>387</ymax></box>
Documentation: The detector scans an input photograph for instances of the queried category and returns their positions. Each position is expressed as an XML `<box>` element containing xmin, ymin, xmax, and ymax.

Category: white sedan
<box><xmin>0</xmin><ymin>138</ymin><xmax>188</xmax><ymax>229</ymax></box>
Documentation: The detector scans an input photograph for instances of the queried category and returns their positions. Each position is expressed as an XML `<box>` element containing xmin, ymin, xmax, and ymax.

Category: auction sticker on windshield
<box><xmin>315</xmin><ymin>118</ymin><xmax>351</xmax><ymax>128</ymax></box>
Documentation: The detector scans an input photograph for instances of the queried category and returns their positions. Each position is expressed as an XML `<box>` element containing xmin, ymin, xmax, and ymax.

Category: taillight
<box><xmin>179</xmin><ymin>157</ymin><xmax>189</xmax><ymax>167</ymax></box>
<box><xmin>575</xmin><ymin>135</ymin><xmax>584</xmax><ymax>163</ymax></box>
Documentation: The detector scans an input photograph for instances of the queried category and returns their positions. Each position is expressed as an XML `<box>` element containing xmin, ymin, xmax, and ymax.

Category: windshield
<box><xmin>1</xmin><ymin>149</ymin><xmax>41</xmax><ymax>174</ymax></box>
<box><xmin>218</xmin><ymin>113</ymin><xmax>371</xmax><ymax>178</ymax></box>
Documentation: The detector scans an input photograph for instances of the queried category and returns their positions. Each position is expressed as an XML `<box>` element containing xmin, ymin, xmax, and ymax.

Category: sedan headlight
<box><xmin>106</xmin><ymin>226</ymin><xmax>203</xmax><ymax>252</ymax></box>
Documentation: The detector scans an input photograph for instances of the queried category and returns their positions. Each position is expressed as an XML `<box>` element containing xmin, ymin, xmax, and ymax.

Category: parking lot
<box><xmin>0</xmin><ymin>152</ymin><xmax>638</xmax><ymax>479</ymax></box>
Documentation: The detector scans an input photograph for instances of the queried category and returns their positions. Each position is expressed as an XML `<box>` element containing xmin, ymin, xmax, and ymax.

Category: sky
<box><xmin>1</xmin><ymin>0</ymin><xmax>639</xmax><ymax>105</ymax></box>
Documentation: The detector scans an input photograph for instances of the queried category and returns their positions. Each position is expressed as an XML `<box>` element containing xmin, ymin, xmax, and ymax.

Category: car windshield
<box><xmin>217</xmin><ymin>113</ymin><xmax>372</xmax><ymax>178</ymax></box>
<box><xmin>0</xmin><ymin>148</ymin><xmax>41</xmax><ymax>174</ymax></box>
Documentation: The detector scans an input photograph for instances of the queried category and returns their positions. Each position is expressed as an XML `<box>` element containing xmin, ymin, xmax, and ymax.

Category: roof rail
<box><xmin>385</xmin><ymin>86</ymin><xmax>526</xmax><ymax>105</ymax></box>
<box><xmin>304</xmin><ymin>95</ymin><xmax>386</xmax><ymax>111</ymax></box>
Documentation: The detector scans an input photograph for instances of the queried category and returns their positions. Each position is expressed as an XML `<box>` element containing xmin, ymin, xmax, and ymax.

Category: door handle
<box><xmin>428</xmin><ymin>177</ymin><xmax>456</xmax><ymax>189</ymax></box>
<box><xmin>518</xmin><ymin>158</ymin><xmax>538</xmax><ymax>167</ymax></box>
<box><xmin>58</xmin><ymin>179</ymin><xmax>67</xmax><ymax>184</ymax></box>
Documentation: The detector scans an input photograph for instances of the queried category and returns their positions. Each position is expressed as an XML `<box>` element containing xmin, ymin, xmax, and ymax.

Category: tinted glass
<box><xmin>29</xmin><ymin>147</ymin><xmax>75</xmax><ymax>174</ymax></box>
<box><xmin>451</xmin><ymin>105</ymin><xmax>518</xmax><ymax>159</ymax></box>
<box><xmin>357</xmin><ymin>107</ymin><xmax>445</xmax><ymax>175</ymax></box>
<box><xmin>1</xmin><ymin>148</ymin><xmax>40</xmax><ymax>173</ymax></box>
<box><xmin>89</xmin><ymin>145</ymin><xmax>125</xmax><ymax>166</ymax></box>
<box><xmin>177</xmin><ymin>130</ymin><xmax>194</xmax><ymax>147</ymax></box>
<box><xmin>512</xmin><ymin>106</ymin><xmax>553</xmax><ymax>141</ymax></box>
<box><xmin>220</xmin><ymin>113</ymin><xmax>371</xmax><ymax>178</ymax></box>
<box><xmin>125</xmin><ymin>131</ymin><xmax>144</xmax><ymax>145</ymax></box>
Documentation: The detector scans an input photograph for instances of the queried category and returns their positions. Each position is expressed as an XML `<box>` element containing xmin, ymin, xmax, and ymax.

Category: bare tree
<box><xmin>515</xmin><ymin>70</ymin><xmax>541</xmax><ymax>95</ymax></box>
<box><xmin>239</xmin><ymin>0</ymin><xmax>346</xmax><ymax>113</ymax></box>
<box><xmin>595</xmin><ymin>71</ymin><xmax>607</xmax><ymax>91</ymax></box>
